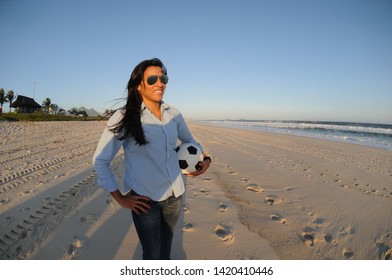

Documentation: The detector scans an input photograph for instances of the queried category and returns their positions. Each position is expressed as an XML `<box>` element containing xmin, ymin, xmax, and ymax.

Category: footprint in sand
<box><xmin>199</xmin><ymin>188</ymin><xmax>209</xmax><ymax>195</ymax></box>
<box><xmin>270</xmin><ymin>211</ymin><xmax>287</xmax><ymax>224</ymax></box>
<box><xmin>190</xmin><ymin>191</ymin><xmax>199</xmax><ymax>198</ymax></box>
<box><xmin>0</xmin><ymin>198</ymin><xmax>10</xmax><ymax>206</ymax></box>
<box><xmin>62</xmin><ymin>237</ymin><xmax>86</xmax><ymax>260</ymax></box>
<box><xmin>384</xmin><ymin>248</ymin><xmax>392</xmax><ymax>260</ymax></box>
<box><xmin>265</xmin><ymin>195</ymin><xmax>282</xmax><ymax>205</ymax></box>
<box><xmin>218</xmin><ymin>203</ymin><xmax>228</xmax><ymax>212</ymax></box>
<box><xmin>2</xmin><ymin>216</ymin><xmax>12</xmax><ymax>225</ymax></box>
<box><xmin>183</xmin><ymin>203</ymin><xmax>190</xmax><ymax>213</ymax></box>
<box><xmin>324</xmin><ymin>234</ymin><xmax>333</xmax><ymax>243</ymax></box>
<box><xmin>246</xmin><ymin>183</ymin><xmax>264</xmax><ymax>193</ymax></box>
<box><xmin>241</xmin><ymin>177</ymin><xmax>250</xmax><ymax>183</ymax></box>
<box><xmin>182</xmin><ymin>222</ymin><xmax>195</xmax><ymax>232</ymax></box>
<box><xmin>312</xmin><ymin>218</ymin><xmax>324</xmax><ymax>225</ymax></box>
<box><xmin>106</xmin><ymin>198</ymin><xmax>117</xmax><ymax>208</ymax></box>
<box><xmin>299</xmin><ymin>227</ymin><xmax>315</xmax><ymax>246</ymax></box>
<box><xmin>21</xmin><ymin>189</ymin><xmax>32</xmax><ymax>195</ymax></box>
<box><xmin>80</xmin><ymin>213</ymin><xmax>97</xmax><ymax>224</ymax></box>
<box><xmin>54</xmin><ymin>173</ymin><xmax>67</xmax><ymax>179</ymax></box>
<box><xmin>343</xmin><ymin>248</ymin><xmax>354</xmax><ymax>259</ymax></box>
<box><xmin>214</xmin><ymin>223</ymin><xmax>234</xmax><ymax>242</ymax></box>
<box><xmin>376</xmin><ymin>242</ymin><xmax>392</xmax><ymax>260</ymax></box>
<box><xmin>338</xmin><ymin>226</ymin><xmax>355</xmax><ymax>237</ymax></box>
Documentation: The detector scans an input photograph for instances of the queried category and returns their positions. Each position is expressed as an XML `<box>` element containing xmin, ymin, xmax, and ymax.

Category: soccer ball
<box><xmin>176</xmin><ymin>143</ymin><xmax>203</xmax><ymax>174</ymax></box>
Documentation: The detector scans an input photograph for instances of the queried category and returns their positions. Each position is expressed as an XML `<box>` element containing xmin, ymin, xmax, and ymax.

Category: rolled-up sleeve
<box><xmin>92</xmin><ymin>110</ymin><xmax>124</xmax><ymax>192</ymax></box>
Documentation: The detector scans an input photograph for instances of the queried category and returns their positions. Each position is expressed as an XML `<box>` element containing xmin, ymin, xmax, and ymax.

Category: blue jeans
<box><xmin>131</xmin><ymin>192</ymin><xmax>182</xmax><ymax>260</ymax></box>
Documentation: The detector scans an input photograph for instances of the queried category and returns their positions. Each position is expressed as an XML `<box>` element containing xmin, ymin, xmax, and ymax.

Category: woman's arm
<box><xmin>92</xmin><ymin>111</ymin><xmax>124</xmax><ymax>192</ymax></box>
<box><xmin>174</xmin><ymin>111</ymin><xmax>211</xmax><ymax>176</ymax></box>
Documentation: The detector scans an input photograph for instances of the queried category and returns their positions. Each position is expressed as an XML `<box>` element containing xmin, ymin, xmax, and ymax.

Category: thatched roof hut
<box><xmin>11</xmin><ymin>95</ymin><xmax>41</xmax><ymax>113</ymax></box>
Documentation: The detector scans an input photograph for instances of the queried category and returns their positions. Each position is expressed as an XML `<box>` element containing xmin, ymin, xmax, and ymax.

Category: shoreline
<box><xmin>1</xmin><ymin>121</ymin><xmax>391</xmax><ymax>260</ymax></box>
<box><xmin>196</xmin><ymin>120</ymin><xmax>392</xmax><ymax>152</ymax></box>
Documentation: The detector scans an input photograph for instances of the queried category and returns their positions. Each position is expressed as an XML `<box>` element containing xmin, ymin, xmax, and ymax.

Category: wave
<box><xmin>207</xmin><ymin>120</ymin><xmax>392</xmax><ymax>136</ymax></box>
<box><xmin>201</xmin><ymin>120</ymin><xmax>392</xmax><ymax>151</ymax></box>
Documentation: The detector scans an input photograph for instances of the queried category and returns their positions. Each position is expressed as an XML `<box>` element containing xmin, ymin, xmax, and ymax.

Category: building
<box><xmin>10</xmin><ymin>95</ymin><xmax>41</xmax><ymax>113</ymax></box>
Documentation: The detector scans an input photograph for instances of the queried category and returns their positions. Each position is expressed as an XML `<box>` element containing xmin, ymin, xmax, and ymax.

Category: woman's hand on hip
<box><xmin>110</xmin><ymin>190</ymin><xmax>152</xmax><ymax>215</ymax></box>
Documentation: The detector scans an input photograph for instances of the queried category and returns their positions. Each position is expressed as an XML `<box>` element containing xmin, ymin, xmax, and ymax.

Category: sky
<box><xmin>0</xmin><ymin>0</ymin><xmax>391</xmax><ymax>123</ymax></box>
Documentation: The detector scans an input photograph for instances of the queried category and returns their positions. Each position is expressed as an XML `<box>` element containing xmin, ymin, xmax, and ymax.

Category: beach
<box><xmin>0</xmin><ymin>120</ymin><xmax>391</xmax><ymax>260</ymax></box>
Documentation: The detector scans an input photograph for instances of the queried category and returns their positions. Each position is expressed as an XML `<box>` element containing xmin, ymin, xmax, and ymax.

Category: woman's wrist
<box><xmin>203</xmin><ymin>156</ymin><xmax>211</xmax><ymax>162</ymax></box>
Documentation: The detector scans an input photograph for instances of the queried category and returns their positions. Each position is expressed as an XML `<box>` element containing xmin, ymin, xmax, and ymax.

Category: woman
<box><xmin>93</xmin><ymin>58</ymin><xmax>211</xmax><ymax>260</ymax></box>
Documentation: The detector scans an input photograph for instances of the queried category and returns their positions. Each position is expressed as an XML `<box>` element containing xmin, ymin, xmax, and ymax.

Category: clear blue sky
<box><xmin>1</xmin><ymin>0</ymin><xmax>391</xmax><ymax>123</ymax></box>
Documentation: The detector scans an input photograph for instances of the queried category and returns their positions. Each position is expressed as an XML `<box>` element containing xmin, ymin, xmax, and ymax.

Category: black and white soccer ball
<box><xmin>176</xmin><ymin>143</ymin><xmax>203</xmax><ymax>174</ymax></box>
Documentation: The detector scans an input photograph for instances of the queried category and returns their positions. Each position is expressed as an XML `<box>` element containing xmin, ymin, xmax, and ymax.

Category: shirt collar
<box><xmin>141</xmin><ymin>101</ymin><xmax>170</xmax><ymax>112</ymax></box>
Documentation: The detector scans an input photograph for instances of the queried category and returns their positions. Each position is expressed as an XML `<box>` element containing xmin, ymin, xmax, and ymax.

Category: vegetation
<box><xmin>0</xmin><ymin>112</ymin><xmax>108</xmax><ymax>122</ymax></box>
<box><xmin>42</xmin><ymin>97</ymin><xmax>51</xmax><ymax>113</ymax></box>
<box><xmin>0</xmin><ymin>88</ymin><xmax>6</xmax><ymax>111</ymax></box>
<box><xmin>0</xmin><ymin>86</ymin><xmax>112</xmax><ymax>120</ymax></box>
<box><xmin>0</xmin><ymin>88</ymin><xmax>16</xmax><ymax>113</ymax></box>
<box><xmin>6</xmin><ymin>90</ymin><xmax>15</xmax><ymax>112</ymax></box>
<box><xmin>67</xmin><ymin>108</ymin><xmax>88</xmax><ymax>117</ymax></box>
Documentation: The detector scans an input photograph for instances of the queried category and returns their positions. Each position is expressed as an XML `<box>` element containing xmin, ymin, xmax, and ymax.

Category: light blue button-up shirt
<box><xmin>92</xmin><ymin>102</ymin><xmax>202</xmax><ymax>201</ymax></box>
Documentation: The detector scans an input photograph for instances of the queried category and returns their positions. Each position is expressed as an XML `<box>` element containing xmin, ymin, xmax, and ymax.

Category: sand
<box><xmin>0</xmin><ymin>120</ymin><xmax>391</xmax><ymax>260</ymax></box>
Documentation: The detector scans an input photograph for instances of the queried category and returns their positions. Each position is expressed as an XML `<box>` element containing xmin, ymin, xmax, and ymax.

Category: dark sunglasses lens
<box><xmin>147</xmin><ymin>75</ymin><xmax>158</xmax><ymax>85</ymax></box>
<box><xmin>161</xmin><ymin>75</ymin><xmax>169</xmax><ymax>84</ymax></box>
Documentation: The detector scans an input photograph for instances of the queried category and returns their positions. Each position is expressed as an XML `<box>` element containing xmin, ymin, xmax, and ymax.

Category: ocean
<box><xmin>199</xmin><ymin>120</ymin><xmax>392</xmax><ymax>151</ymax></box>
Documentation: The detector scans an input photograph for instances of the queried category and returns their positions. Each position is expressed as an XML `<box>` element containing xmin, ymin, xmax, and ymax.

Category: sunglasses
<box><xmin>146</xmin><ymin>74</ymin><xmax>169</xmax><ymax>85</ymax></box>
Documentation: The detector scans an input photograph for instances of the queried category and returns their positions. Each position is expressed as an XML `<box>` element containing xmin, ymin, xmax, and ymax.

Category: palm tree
<box><xmin>0</xmin><ymin>88</ymin><xmax>6</xmax><ymax>112</ymax></box>
<box><xmin>42</xmin><ymin>97</ymin><xmax>51</xmax><ymax>113</ymax></box>
<box><xmin>6</xmin><ymin>90</ymin><xmax>15</xmax><ymax>112</ymax></box>
<box><xmin>50</xmin><ymin>103</ymin><xmax>59</xmax><ymax>114</ymax></box>
<box><xmin>68</xmin><ymin>108</ymin><xmax>78</xmax><ymax>115</ymax></box>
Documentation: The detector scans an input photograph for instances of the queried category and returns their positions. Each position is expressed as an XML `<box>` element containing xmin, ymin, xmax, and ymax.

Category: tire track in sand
<box><xmin>0</xmin><ymin>172</ymin><xmax>99</xmax><ymax>259</ymax></box>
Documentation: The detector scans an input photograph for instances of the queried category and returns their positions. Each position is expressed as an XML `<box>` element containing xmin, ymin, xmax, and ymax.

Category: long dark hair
<box><xmin>110</xmin><ymin>58</ymin><xmax>167</xmax><ymax>145</ymax></box>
